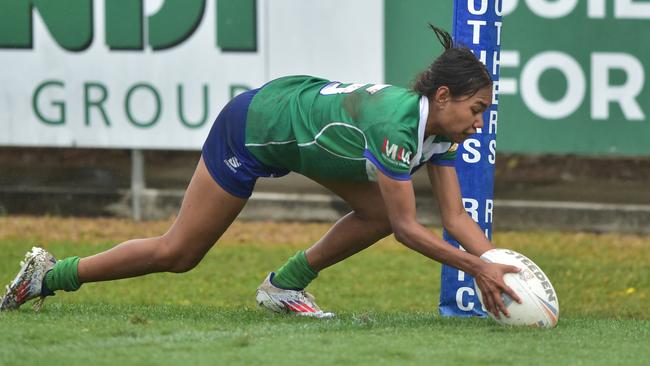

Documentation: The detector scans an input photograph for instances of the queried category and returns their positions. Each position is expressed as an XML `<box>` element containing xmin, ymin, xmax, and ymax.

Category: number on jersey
<box><xmin>320</xmin><ymin>82</ymin><xmax>390</xmax><ymax>95</ymax></box>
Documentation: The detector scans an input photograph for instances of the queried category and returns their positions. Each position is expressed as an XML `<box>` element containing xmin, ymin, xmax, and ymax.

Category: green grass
<box><xmin>2</xmin><ymin>305</ymin><xmax>648</xmax><ymax>366</ymax></box>
<box><xmin>1</xmin><ymin>218</ymin><xmax>649</xmax><ymax>365</ymax></box>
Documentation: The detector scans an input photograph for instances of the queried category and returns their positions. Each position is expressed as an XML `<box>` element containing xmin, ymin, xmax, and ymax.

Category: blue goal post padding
<box><xmin>439</xmin><ymin>0</ymin><xmax>503</xmax><ymax>317</ymax></box>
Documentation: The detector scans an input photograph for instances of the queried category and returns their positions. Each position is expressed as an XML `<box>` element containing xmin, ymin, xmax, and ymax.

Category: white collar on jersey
<box><xmin>412</xmin><ymin>96</ymin><xmax>452</xmax><ymax>169</ymax></box>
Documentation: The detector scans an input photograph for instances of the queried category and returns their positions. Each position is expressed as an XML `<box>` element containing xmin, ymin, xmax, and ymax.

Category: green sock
<box><xmin>271</xmin><ymin>250</ymin><xmax>318</xmax><ymax>290</ymax></box>
<box><xmin>44</xmin><ymin>257</ymin><xmax>82</xmax><ymax>292</ymax></box>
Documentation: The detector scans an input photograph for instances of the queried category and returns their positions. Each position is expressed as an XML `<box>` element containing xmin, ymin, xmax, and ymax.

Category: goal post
<box><xmin>439</xmin><ymin>0</ymin><xmax>503</xmax><ymax>317</ymax></box>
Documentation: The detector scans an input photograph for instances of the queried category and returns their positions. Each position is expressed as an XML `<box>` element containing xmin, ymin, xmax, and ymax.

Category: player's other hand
<box><xmin>474</xmin><ymin>262</ymin><xmax>522</xmax><ymax>318</ymax></box>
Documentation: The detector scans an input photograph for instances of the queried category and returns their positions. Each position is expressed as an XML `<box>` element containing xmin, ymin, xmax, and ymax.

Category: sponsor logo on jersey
<box><xmin>382</xmin><ymin>138</ymin><xmax>411</xmax><ymax>165</ymax></box>
<box><xmin>224</xmin><ymin>156</ymin><xmax>242</xmax><ymax>173</ymax></box>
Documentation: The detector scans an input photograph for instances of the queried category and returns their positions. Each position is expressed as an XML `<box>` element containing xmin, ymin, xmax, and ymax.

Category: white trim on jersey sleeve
<box><xmin>422</xmin><ymin>138</ymin><xmax>452</xmax><ymax>161</ymax></box>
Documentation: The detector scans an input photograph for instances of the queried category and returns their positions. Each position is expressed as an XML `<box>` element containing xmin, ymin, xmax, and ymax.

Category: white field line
<box><xmin>250</xmin><ymin>192</ymin><xmax>343</xmax><ymax>203</ymax></box>
<box><xmin>250</xmin><ymin>193</ymin><xmax>650</xmax><ymax>212</ymax></box>
<box><xmin>495</xmin><ymin>200</ymin><xmax>650</xmax><ymax>212</ymax></box>
<box><xmin>4</xmin><ymin>186</ymin><xmax>650</xmax><ymax>212</ymax></box>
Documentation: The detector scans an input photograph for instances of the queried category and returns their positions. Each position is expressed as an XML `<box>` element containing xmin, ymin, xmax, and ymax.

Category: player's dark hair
<box><xmin>412</xmin><ymin>24</ymin><xmax>492</xmax><ymax>99</ymax></box>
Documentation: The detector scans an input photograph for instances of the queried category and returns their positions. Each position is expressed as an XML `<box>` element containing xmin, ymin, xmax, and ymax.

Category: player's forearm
<box><xmin>393</xmin><ymin>221</ymin><xmax>484</xmax><ymax>276</ymax></box>
<box><xmin>443</xmin><ymin>212</ymin><xmax>494</xmax><ymax>257</ymax></box>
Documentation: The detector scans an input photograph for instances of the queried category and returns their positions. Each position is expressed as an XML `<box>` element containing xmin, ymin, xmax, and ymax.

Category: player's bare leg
<box><xmin>78</xmin><ymin>156</ymin><xmax>247</xmax><ymax>281</ymax></box>
<box><xmin>304</xmin><ymin>179</ymin><xmax>393</xmax><ymax>271</ymax></box>
<box><xmin>256</xmin><ymin>180</ymin><xmax>392</xmax><ymax>317</ymax></box>
<box><xmin>2</xmin><ymin>157</ymin><xmax>247</xmax><ymax>311</ymax></box>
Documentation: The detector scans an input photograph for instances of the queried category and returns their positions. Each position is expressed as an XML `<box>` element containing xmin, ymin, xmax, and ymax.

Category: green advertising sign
<box><xmin>0</xmin><ymin>0</ymin><xmax>254</xmax><ymax>51</ymax></box>
<box><xmin>386</xmin><ymin>0</ymin><xmax>649</xmax><ymax>156</ymax></box>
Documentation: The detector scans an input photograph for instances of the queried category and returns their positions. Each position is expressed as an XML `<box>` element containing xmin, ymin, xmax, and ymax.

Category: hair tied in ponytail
<box><xmin>412</xmin><ymin>23</ymin><xmax>492</xmax><ymax>98</ymax></box>
<box><xmin>429</xmin><ymin>23</ymin><xmax>453</xmax><ymax>50</ymax></box>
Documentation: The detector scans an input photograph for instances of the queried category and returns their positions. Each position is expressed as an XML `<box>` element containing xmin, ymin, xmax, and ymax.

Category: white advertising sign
<box><xmin>0</xmin><ymin>0</ymin><xmax>383</xmax><ymax>150</ymax></box>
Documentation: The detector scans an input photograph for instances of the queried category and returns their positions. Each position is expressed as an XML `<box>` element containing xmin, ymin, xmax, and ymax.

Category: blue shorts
<box><xmin>202</xmin><ymin>88</ymin><xmax>289</xmax><ymax>198</ymax></box>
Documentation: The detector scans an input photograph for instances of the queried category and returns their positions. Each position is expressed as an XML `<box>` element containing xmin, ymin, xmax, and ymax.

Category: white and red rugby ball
<box><xmin>474</xmin><ymin>248</ymin><xmax>560</xmax><ymax>328</ymax></box>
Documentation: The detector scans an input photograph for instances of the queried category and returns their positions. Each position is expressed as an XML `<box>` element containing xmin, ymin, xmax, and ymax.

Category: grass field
<box><xmin>1</xmin><ymin>216</ymin><xmax>649</xmax><ymax>365</ymax></box>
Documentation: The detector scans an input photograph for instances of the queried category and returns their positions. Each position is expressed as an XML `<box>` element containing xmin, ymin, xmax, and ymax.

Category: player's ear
<box><xmin>434</xmin><ymin>86</ymin><xmax>451</xmax><ymax>105</ymax></box>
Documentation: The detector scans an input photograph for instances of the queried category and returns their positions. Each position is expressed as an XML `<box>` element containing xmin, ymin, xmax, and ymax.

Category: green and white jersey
<box><xmin>245</xmin><ymin>75</ymin><xmax>457</xmax><ymax>181</ymax></box>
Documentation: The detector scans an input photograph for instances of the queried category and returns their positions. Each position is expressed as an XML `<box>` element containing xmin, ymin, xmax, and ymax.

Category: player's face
<box><xmin>428</xmin><ymin>85</ymin><xmax>493</xmax><ymax>143</ymax></box>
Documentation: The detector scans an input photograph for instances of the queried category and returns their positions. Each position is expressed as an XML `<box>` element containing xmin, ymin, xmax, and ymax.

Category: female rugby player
<box><xmin>1</xmin><ymin>25</ymin><xmax>520</xmax><ymax>319</ymax></box>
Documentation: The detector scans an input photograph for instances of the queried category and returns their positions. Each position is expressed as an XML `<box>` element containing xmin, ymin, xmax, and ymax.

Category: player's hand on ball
<box><xmin>474</xmin><ymin>262</ymin><xmax>522</xmax><ymax>319</ymax></box>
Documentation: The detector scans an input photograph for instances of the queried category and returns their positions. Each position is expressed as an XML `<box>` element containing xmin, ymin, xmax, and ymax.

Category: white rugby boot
<box><xmin>1</xmin><ymin>247</ymin><xmax>57</xmax><ymax>311</ymax></box>
<box><xmin>256</xmin><ymin>272</ymin><xmax>335</xmax><ymax>319</ymax></box>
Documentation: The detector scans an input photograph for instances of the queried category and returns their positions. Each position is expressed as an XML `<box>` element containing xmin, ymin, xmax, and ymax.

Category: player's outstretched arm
<box><xmin>426</xmin><ymin>163</ymin><xmax>493</xmax><ymax>256</ymax></box>
<box><xmin>375</xmin><ymin>170</ymin><xmax>520</xmax><ymax>317</ymax></box>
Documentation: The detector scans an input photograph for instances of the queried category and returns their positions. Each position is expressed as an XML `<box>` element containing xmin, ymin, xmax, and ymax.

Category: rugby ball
<box><xmin>474</xmin><ymin>248</ymin><xmax>559</xmax><ymax>328</ymax></box>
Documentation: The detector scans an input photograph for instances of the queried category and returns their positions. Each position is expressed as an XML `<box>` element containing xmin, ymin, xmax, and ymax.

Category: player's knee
<box><xmin>155</xmin><ymin>237</ymin><xmax>204</xmax><ymax>273</ymax></box>
<box><xmin>353</xmin><ymin>210</ymin><xmax>392</xmax><ymax>235</ymax></box>
<box><xmin>167</xmin><ymin>255</ymin><xmax>202</xmax><ymax>273</ymax></box>
<box><xmin>376</xmin><ymin>219</ymin><xmax>393</xmax><ymax>236</ymax></box>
